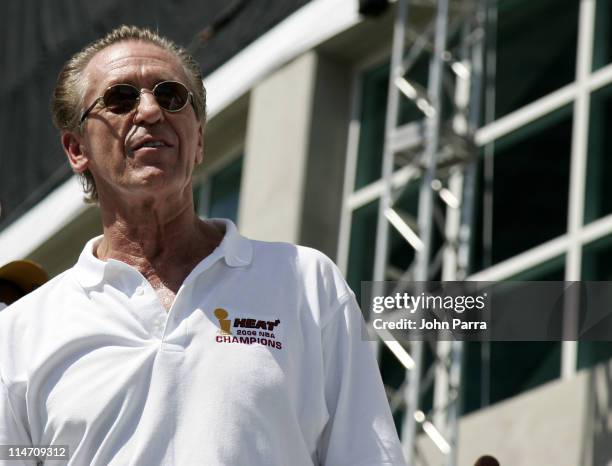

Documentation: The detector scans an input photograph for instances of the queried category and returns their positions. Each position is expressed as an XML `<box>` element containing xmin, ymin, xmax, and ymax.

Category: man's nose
<box><xmin>133</xmin><ymin>90</ymin><xmax>163</xmax><ymax>125</ymax></box>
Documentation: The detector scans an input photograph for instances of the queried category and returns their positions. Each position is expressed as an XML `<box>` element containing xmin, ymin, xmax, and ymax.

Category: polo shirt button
<box><xmin>153</xmin><ymin>318</ymin><xmax>164</xmax><ymax>331</ymax></box>
<box><xmin>135</xmin><ymin>286</ymin><xmax>144</xmax><ymax>296</ymax></box>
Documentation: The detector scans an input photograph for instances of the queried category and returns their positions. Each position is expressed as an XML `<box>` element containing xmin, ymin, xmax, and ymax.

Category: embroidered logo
<box><xmin>213</xmin><ymin>308</ymin><xmax>283</xmax><ymax>350</ymax></box>
<box><xmin>214</xmin><ymin>308</ymin><xmax>233</xmax><ymax>335</ymax></box>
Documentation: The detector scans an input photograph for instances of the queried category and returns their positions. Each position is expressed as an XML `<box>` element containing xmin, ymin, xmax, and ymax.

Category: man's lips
<box><xmin>129</xmin><ymin>137</ymin><xmax>174</xmax><ymax>151</ymax></box>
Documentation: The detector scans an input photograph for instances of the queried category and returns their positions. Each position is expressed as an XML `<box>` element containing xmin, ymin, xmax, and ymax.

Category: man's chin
<box><xmin>115</xmin><ymin>171</ymin><xmax>178</xmax><ymax>197</ymax></box>
<box><xmin>129</xmin><ymin>165</ymin><xmax>175</xmax><ymax>184</ymax></box>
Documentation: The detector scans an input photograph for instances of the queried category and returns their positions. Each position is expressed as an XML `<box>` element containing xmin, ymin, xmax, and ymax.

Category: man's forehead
<box><xmin>84</xmin><ymin>41</ymin><xmax>186</xmax><ymax>89</ymax></box>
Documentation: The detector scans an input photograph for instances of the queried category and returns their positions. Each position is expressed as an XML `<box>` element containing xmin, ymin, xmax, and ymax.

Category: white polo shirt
<box><xmin>0</xmin><ymin>219</ymin><xmax>405</xmax><ymax>466</ymax></box>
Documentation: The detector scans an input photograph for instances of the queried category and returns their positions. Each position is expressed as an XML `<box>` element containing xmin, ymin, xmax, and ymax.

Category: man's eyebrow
<box><xmin>102</xmin><ymin>77</ymin><xmax>136</xmax><ymax>88</ymax></box>
<box><xmin>101</xmin><ymin>75</ymin><xmax>180</xmax><ymax>89</ymax></box>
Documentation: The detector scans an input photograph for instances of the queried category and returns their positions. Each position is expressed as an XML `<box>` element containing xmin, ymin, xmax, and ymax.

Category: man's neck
<box><xmin>95</xmin><ymin>193</ymin><xmax>224</xmax><ymax>292</ymax></box>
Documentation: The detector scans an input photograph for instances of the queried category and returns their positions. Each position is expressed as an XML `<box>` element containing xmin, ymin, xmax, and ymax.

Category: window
<box><xmin>472</xmin><ymin>107</ymin><xmax>573</xmax><ymax>270</ymax></box>
<box><xmin>462</xmin><ymin>257</ymin><xmax>564</xmax><ymax>414</ymax></box>
<box><xmin>194</xmin><ymin>156</ymin><xmax>243</xmax><ymax>223</ymax></box>
<box><xmin>347</xmin><ymin>200</ymin><xmax>378</xmax><ymax>303</ymax></box>
<box><xmin>493</xmin><ymin>0</ymin><xmax>579</xmax><ymax>119</ymax></box>
<box><xmin>593</xmin><ymin>0</ymin><xmax>612</xmax><ymax>71</ymax></box>
<box><xmin>579</xmin><ymin>236</ymin><xmax>612</xmax><ymax>370</ymax></box>
<box><xmin>354</xmin><ymin>57</ymin><xmax>429</xmax><ymax>190</ymax></box>
<box><xmin>585</xmin><ymin>85</ymin><xmax>612</xmax><ymax>223</ymax></box>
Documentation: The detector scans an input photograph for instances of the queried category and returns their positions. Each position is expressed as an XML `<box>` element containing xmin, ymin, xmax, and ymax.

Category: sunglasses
<box><xmin>80</xmin><ymin>80</ymin><xmax>195</xmax><ymax>124</ymax></box>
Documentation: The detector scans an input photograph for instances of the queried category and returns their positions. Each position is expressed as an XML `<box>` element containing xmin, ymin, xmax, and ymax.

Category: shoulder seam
<box><xmin>321</xmin><ymin>292</ymin><xmax>353</xmax><ymax>329</ymax></box>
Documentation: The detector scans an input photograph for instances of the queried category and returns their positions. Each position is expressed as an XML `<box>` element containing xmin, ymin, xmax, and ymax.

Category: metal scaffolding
<box><xmin>371</xmin><ymin>0</ymin><xmax>486</xmax><ymax>464</ymax></box>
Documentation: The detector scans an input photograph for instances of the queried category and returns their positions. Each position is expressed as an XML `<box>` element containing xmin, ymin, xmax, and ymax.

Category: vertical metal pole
<box><xmin>438</xmin><ymin>168</ymin><xmax>463</xmax><ymax>466</ymax></box>
<box><xmin>415</xmin><ymin>0</ymin><xmax>448</xmax><ymax>286</ymax></box>
<box><xmin>446</xmin><ymin>2</ymin><xmax>487</xmax><ymax>465</ymax></box>
<box><xmin>459</xmin><ymin>0</ymin><xmax>487</xmax><ymax>282</ymax></box>
<box><xmin>337</xmin><ymin>74</ymin><xmax>365</xmax><ymax>276</ymax></box>
<box><xmin>434</xmin><ymin>11</ymin><xmax>473</xmax><ymax>440</ymax></box>
<box><xmin>445</xmin><ymin>341</ymin><xmax>463</xmax><ymax>466</ymax></box>
<box><xmin>403</xmin><ymin>1</ymin><xmax>450</xmax><ymax>464</ymax></box>
<box><xmin>482</xmin><ymin>0</ymin><xmax>497</xmax><ymax>272</ymax></box>
<box><xmin>479</xmin><ymin>0</ymin><xmax>498</xmax><ymax>409</ymax></box>
<box><xmin>563</xmin><ymin>0</ymin><xmax>595</xmax><ymax>379</ymax></box>
<box><xmin>373</xmin><ymin>0</ymin><xmax>409</xmax><ymax>284</ymax></box>
<box><xmin>372</xmin><ymin>1</ymin><xmax>411</xmax><ymax>460</ymax></box>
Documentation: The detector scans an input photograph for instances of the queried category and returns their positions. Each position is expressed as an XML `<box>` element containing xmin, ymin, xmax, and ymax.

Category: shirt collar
<box><xmin>209</xmin><ymin>218</ymin><xmax>253</xmax><ymax>268</ymax></box>
<box><xmin>73</xmin><ymin>218</ymin><xmax>252</xmax><ymax>289</ymax></box>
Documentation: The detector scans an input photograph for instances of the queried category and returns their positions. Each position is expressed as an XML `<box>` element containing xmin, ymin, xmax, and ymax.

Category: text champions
<box><xmin>216</xmin><ymin>335</ymin><xmax>282</xmax><ymax>349</ymax></box>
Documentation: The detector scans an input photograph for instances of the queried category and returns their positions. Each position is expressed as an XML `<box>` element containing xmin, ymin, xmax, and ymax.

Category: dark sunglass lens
<box><xmin>154</xmin><ymin>82</ymin><xmax>189</xmax><ymax>111</ymax></box>
<box><xmin>104</xmin><ymin>85</ymin><xmax>139</xmax><ymax>113</ymax></box>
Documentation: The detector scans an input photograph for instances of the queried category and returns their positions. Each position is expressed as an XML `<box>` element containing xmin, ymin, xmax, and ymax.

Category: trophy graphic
<box><xmin>214</xmin><ymin>308</ymin><xmax>232</xmax><ymax>335</ymax></box>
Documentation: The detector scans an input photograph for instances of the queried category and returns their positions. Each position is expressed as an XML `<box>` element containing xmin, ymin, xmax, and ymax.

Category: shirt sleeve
<box><xmin>0</xmin><ymin>378</ymin><xmax>35</xmax><ymax>466</ymax></box>
<box><xmin>316</xmin><ymin>293</ymin><xmax>406</xmax><ymax>466</ymax></box>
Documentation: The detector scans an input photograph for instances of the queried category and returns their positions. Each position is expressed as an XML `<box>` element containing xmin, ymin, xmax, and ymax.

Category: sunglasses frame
<box><xmin>79</xmin><ymin>80</ymin><xmax>195</xmax><ymax>125</ymax></box>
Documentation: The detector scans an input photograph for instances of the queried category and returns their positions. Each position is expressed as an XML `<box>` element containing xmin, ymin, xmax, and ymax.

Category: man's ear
<box><xmin>61</xmin><ymin>131</ymin><xmax>89</xmax><ymax>173</ymax></box>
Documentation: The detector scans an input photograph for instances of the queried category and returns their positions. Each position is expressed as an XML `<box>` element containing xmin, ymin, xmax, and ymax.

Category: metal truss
<box><xmin>370</xmin><ymin>0</ymin><xmax>486</xmax><ymax>464</ymax></box>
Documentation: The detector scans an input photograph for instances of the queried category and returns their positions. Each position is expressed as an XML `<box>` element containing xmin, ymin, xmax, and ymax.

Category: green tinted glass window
<box><xmin>493</xmin><ymin>0</ymin><xmax>578</xmax><ymax>119</ymax></box>
<box><xmin>472</xmin><ymin>107</ymin><xmax>572</xmax><ymax>271</ymax></box>
<box><xmin>208</xmin><ymin>158</ymin><xmax>243</xmax><ymax>222</ymax></box>
<box><xmin>585</xmin><ymin>86</ymin><xmax>612</xmax><ymax>223</ymax></box>
<box><xmin>355</xmin><ymin>57</ymin><xmax>429</xmax><ymax>190</ymax></box>
<box><xmin>593</xmin><ymin>0</ymin><xmax>612</xmax><ymax>71</ymax></box>
<box><xmin>197</xmin><ymin>157</ymin><xmax>243</xmax><ymax>223</ymax></box>
<box><xmin>347</xmin><ymin>201</ymin><xmax>379</xmax><ymax>303</ymax></box>
<box><xmin>462</xmin><ymin>257</ymin><xmax>564</xmax><ymax>415</ymax></box>
<box><xmin>579</xmin><ymin>236</ymin><xmax>612</xmax><ymax>370</ymax></box>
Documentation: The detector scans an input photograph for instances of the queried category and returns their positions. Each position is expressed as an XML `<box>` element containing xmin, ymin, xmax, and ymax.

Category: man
<box><xmin>0</xmin><ymin>260</ymin><xmax>48</xmax><ymax>311</ymax></box>
<box><xmin>0</xmin><ymin>26</ymin><xmax>405</xmax><ymax>465</ymax></box>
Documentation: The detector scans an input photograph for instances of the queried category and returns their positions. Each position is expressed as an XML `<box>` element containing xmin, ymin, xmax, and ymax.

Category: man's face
<box><xmin>66</xmin><ymin>40</ymin><xmax>203</xmax><ymax>202</ymax></box>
